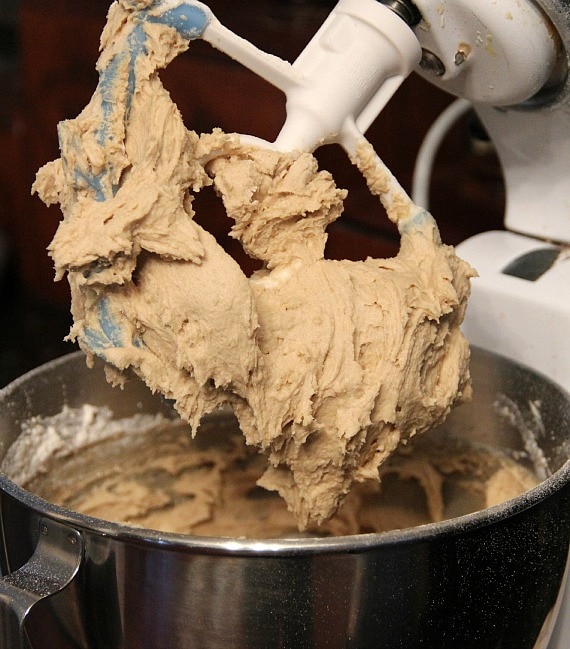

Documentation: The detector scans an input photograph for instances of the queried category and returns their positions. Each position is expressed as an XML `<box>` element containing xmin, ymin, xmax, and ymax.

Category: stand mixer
<box><xmin>0</xmin><ymin>1</ymin><xmax>569</xmax><ymax>647</ymax></box>
<box><xmin>114</xmin><ymin>0</ymin><xmax>570</xmax><ymax>644</ymax></box>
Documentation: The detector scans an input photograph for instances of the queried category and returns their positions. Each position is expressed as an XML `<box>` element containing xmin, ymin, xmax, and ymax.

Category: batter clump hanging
<box><xmin>34</xmin><ymin>0</ymin><xmax>475</xmax><ymax>529</ymax></box>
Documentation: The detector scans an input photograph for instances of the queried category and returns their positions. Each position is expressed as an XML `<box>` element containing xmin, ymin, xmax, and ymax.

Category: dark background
<box><xmin>0</xmin><ymin>0</ymin><xmax>505</xmax><ymax>388</ymax></box>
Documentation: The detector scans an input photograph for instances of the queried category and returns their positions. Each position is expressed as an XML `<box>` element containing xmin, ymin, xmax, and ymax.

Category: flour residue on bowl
<box><xmin>1</xmin><ymin>405</ymin><xmax>540</xmax><ymax>538</ymax></box>
<box><xmin>494</xmin><ymin>394</ymin><xmax>551</xmax><ymax>481</ymax></box>
<box><xmin>1</xmin><ymin>405</ymin><xmax>171</xmax><ymax>486</ymax></box>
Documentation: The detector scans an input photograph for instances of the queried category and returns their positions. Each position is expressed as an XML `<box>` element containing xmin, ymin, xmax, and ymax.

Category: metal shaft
<box><xmin>378</xmin><ymin>0</ymin><xmax>421</xmax><ymax>25</ymax></box>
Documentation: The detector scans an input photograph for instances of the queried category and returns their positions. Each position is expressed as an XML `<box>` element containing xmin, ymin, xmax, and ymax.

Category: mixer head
<box><xmin>147</xmin><ymin>0</ymin><xmax>569</xmax><ymax>242</ymax></box>
<box><xmin>410</xmin><ymin>0</ymin><xmax>570</xmax><ymax>245</ymax></box>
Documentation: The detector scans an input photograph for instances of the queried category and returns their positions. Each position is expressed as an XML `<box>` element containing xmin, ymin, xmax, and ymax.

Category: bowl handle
<box><xmin>0</xmin><ymin>518</ymin><xmax>83</xmax><ymax>648</ymax></box>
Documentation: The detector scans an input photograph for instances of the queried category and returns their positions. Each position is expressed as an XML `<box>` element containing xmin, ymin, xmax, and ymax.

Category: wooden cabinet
<box><xmin>5</xmin><ymin>0</ymin><xmax>504</xmax><ymax>302</ymax></box>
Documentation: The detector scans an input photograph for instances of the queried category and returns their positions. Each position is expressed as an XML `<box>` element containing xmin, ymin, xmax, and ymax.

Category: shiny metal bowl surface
<box><xmin>1</xmin><ymin>348</ymin><xmax>569</xmax><ymax>649</ymax></box>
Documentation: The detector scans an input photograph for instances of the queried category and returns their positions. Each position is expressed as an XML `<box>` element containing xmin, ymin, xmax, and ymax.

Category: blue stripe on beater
<box><xmin>67</xmin><ymin>2</ymin><xmax>210</xmax><ymax>203</ymax></box>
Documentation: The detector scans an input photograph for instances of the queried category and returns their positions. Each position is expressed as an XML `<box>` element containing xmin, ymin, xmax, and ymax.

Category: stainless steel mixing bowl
<box><xmin>0</xmin><ymin>348</ymin><xmax>569</xmax><ymax>649</ymax></box>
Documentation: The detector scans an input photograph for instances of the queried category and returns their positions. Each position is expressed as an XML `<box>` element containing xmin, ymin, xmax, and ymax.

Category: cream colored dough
<box><xmin>33</xmin><ymin>0</ymin><xmax>475</xmax><ymax>529</ymax></box>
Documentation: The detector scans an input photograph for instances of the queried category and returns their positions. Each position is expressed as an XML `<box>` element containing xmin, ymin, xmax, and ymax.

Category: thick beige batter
<box><xmin>33</xmin><ymin>0</ymin><xmax>475</xmax><ymax>529</ymax></box>
<box><xmin>3</xmin><ymin>405</ymin><xmax>538</xmax><ymax>539</ymax></box>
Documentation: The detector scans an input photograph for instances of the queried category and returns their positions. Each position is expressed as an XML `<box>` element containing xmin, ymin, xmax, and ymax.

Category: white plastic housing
<box><xmin>475</xmin><ymin>103</ymin><xmax>570</xmax><ymax>245</ymax></box>
<box><xmin>410</xmin><ymin>0</ymin><xmax>570</xmax><ymax>244</ymax></box>
<box><xmin>203</xmin><ymin>0</ymin><xmax>421</xmax><ymax>154</ymax></box>
<box><xmin>412</xmin><ymin>0</ymin><xmax>559</xmax><ymax>105</ymax></box>
<box><xmin>273</xmin><ymin>0</ymin><xmax>421</xmax><ymax>153</ymax></box>
<box><xmin>457</xmin><ymin>231</ymin><xmax>570</xmax><ymax>393</ymax></box>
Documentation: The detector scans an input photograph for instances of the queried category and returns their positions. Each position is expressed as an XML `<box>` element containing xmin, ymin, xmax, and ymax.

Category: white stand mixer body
<box><xmin>412</xmin><ymin>0</ymin><xmax>570</xmax><ymax>393</ymax></box>
<box><xmin>412</xmin><ymin>3</ymin><xmax>570</xmax><ymax>647</ymax></box>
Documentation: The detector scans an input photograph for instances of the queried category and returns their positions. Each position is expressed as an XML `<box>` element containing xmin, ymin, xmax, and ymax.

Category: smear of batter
<box><xmin>33</xmin><ymin>0</ymin><xmax>475</xmax><ymax>529</ymax></box>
